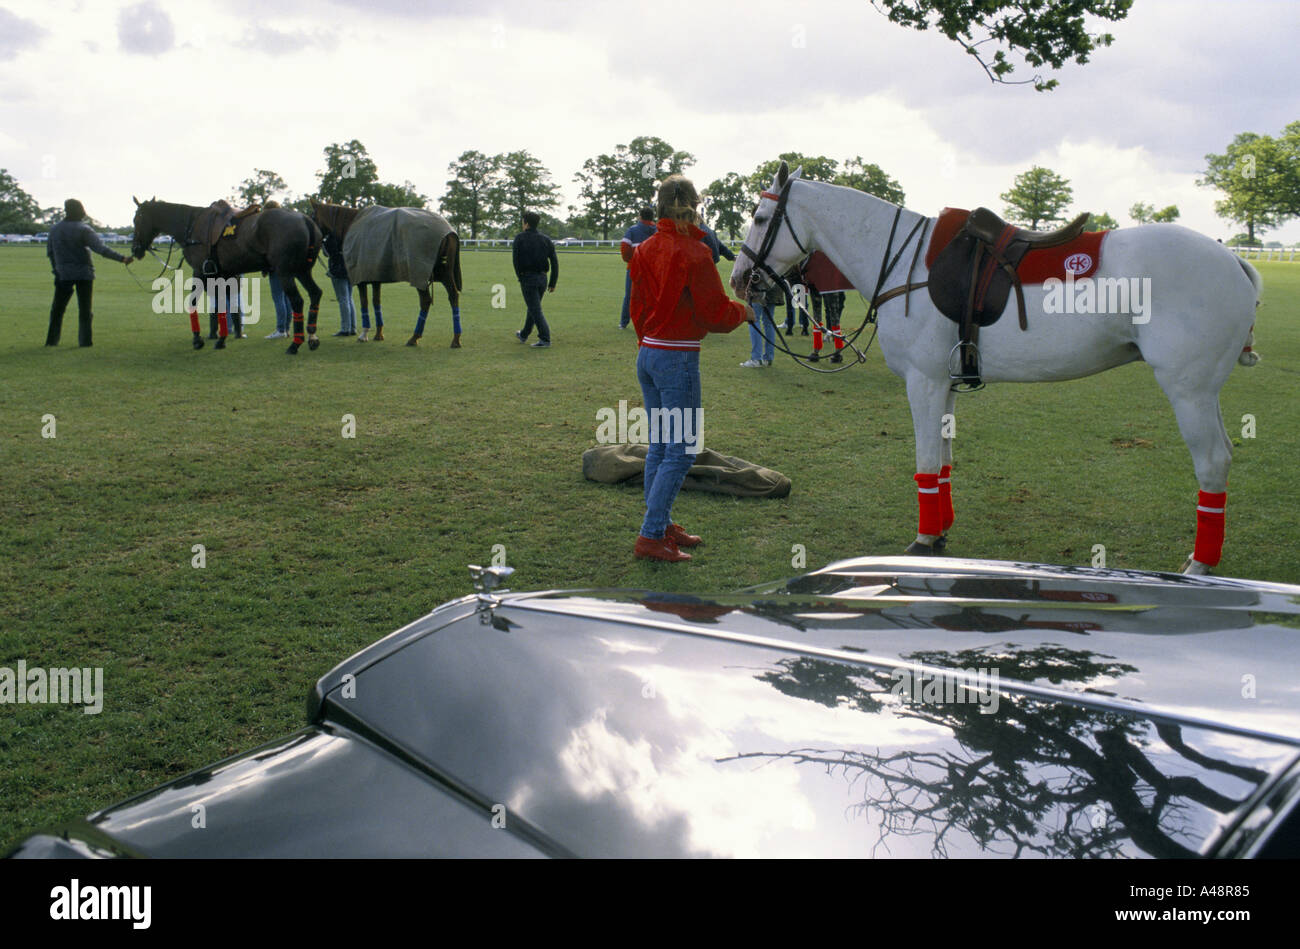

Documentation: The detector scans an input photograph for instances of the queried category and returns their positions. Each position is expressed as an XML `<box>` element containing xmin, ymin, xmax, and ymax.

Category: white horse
<box><xmin>731</xmin><ymin>162</ymin><xmax>1262</xmax><ymax>574</ymax></box>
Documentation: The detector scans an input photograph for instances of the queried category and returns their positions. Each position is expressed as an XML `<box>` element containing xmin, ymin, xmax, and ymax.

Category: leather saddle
<box><xmin>928</xmin><ymin>207</ymin><xmax>1090</xmax><ymax>387</ymax></box>
<box><xmin>194</xmin><ymin>201</ymin><xmax>261</xmax><ymax>274</ymax></box>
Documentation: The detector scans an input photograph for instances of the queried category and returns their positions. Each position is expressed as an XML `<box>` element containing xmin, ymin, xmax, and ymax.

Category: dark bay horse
<box><xmin>311</xmin><ymin>200</ymin><xmax>463</xmax><ymax>347</ymax></box>
<box><xmin>131</xmin><ymin>197</ymin><xmax>324</xmax><ymax>354</ymax></box>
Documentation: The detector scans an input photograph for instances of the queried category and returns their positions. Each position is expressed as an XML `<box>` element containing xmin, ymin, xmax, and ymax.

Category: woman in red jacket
<box><xmin>628</xmin><ymin>176</ymin><xmax>751</xmax><ymax>561</ymax></box>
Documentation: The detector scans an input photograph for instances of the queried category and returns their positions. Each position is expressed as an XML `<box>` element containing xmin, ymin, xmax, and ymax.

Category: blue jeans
<box><xmin>519</xmin><ymin>273</ymin><xmax>550</xmax><ymax>343</ymax></box>
<box><xmin>268</xmin><ymin>273</ymin><xmax>290</xmax><ymax>333</ymax></box>
<box><xmin>749</xmin><ymin>303</ymin><xmax>776</xmax><ymax>363</ymax></box>
<box><xmin>331</xmin><ymin>276</ymin><xmax>355</xmax><ymax>332</ymax></box>
<box><xmin>636</xmin><ymin>346</ymin><xmax>701</xmax><ymax>539</ymax></box>
<box><xmin>620</xmin><ymin>271</ymin><xmax>632</xmax><ymax>328</ymax></box>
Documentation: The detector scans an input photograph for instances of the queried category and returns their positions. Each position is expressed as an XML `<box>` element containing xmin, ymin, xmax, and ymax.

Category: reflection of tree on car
<box><xmin>733</xmin><ymin>645</ymin><xmax>1272</xmax><ymax>858</ymax></box>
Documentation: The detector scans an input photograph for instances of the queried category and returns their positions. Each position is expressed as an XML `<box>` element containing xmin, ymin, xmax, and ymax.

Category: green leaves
<box><xmin>312</xmin><ymin>141</ymin><xmax>426</xmax><ymax>211</ymax></box>
<box><xmin>442</xmin><ymin>149</ymin><xmax>559</xmax><ymax>238</ymax></box>
<box><xmin>869</xmin><ymin>0</ymin><xmax>1133</xmax><ymax>91</ymax></box>
<box><xmin>0</xmin><ymin>167</ymin><xmax>44</xmax><ymax>234</ymax></box>
<box><xmin>573</xmin><ymin>136</ymin><xmax>696</xmax><ymax>240</ymax></box>
<box><xmin>1200</xmin><ymin>126</ymin><xmax>1300</xmax><ymax>243</ymax></box>
<box><xmin>232</xmin><ymin>170</ymin><xmax>288</xmax><ymax>208</ymax></box>
<box><xmin>1000</xmin><ymin>165</ymin><xmax>1074</xmax><ymax>229</ymax></box>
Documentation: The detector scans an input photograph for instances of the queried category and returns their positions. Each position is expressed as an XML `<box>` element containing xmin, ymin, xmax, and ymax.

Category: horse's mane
<box><xmin>315</xmin><ymin>203</ymin><xmax>361</xmax><ymax>237</ymax></box>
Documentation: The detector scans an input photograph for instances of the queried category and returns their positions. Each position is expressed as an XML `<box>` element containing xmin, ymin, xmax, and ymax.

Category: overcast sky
<box><xmin>2</xmin><ymin>0</ymin><xmax>1297</xmax><ymax>240</ymax></box>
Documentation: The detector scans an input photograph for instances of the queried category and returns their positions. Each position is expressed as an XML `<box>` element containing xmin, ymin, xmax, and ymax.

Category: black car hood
<box><xmin>57</xmin><ymin>726</ymin><xmax>546</xmax><ymax>858</ymax></box>
<box><xmin>305</xmin><ymin>558</ymin><xmax>1300</xmax><ymax>858</ymax></box>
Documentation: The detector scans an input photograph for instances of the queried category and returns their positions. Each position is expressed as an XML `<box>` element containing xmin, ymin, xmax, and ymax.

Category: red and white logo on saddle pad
<box><xmin>1064</xmin><ymin>252</ymin><xmax>1093</xmax><ymax>274</ymax></box>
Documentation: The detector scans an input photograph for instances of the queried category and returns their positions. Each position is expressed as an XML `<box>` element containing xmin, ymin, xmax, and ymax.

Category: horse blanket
<box><xmin>342</xmin><ymin>205</ymin><xmax>459</xmax><ymax>290</ymax></box>
<box><xmin>582</xmin><ymin>444</ymin><xmax>791</xmax><ymax>498</ymax></box>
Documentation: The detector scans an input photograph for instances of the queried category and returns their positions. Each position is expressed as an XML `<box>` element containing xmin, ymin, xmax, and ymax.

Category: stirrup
<box><xmin>948</xmin><ymin>342</ymin><xmax>984</xmax><ymax>392</ymax></box>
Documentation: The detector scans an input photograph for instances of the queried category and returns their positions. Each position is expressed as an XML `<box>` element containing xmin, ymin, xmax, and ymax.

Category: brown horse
<box><xmin>311</xmin><ymin>200</ymin><xmax>463</xmax><ymax>347</ymax></box>
<box><xmin>131</xmin><ymin>197</ymin><xmax>324</xmax><ymax>354</ymax></box>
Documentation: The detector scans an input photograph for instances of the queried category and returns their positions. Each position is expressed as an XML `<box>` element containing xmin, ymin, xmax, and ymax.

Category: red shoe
<box><xmin>666</xmin><ymin>523</ymin><xmax>702</xmax><ymax>547</ymax></box>
<box><xmin>634</xmin><ymin>534</ymin><xmax>691</xmax><ymax>562</ymax></box>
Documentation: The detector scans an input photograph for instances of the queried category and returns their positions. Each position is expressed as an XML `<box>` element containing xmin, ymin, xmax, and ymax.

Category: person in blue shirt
<box><xmin>618</xmin><ymin>207</ymin><xmax>656</xmax><ymax>329</ymax></box>
<box><xmin>698</xmin><ymin>221</ymin><xmax>736</xmax><ymax>265</ymax></box>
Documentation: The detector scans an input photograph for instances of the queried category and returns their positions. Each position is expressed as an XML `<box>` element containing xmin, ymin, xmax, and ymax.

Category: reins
<box><xmin>740</xmin><ymin>179</ymin><xmax>930</xmax><ymax>374</ymax></box>
<box><xmin>125</xmin><ymin>203</ymin><xmax>196</xmax><ymax>291</ymax></box>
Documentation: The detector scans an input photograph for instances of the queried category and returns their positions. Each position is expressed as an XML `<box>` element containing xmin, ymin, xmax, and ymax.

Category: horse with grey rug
<box><xmin>731</xmin><ymin>161</ymin><xmax>1262</xmax><ymax>574</ymax></box>
<box><xmin>130</xmin><ymin>197</ymin><xmax>324</xmax><ymax>354</ymax></box>
<box><xmin>311</xmin><ymin>201</ymin><xmax>463</xmax><ymax>348</ymax></box>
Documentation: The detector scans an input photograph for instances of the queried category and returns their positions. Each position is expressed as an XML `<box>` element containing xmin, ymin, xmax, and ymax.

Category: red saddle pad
<box><xmin>800</xmin><ymin>250</ymin><xmax>856</xmax><ymax>292</ymax></box>
<box><xmin>925</xmin><ymin>207</ymin><xmax>1108</xmax><ymax>284</ymax></box>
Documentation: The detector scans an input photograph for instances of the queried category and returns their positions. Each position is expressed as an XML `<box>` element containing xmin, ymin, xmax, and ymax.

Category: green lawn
<box><xmin>1</xmin><ymin>244</ymin><xmax>1298</xmax><ymax>848</ymax></box>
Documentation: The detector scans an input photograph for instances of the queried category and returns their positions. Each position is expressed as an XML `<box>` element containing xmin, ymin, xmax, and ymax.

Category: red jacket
<box><xmin>629</xmin><ymin>219</ymin><xmax>748</xmax><ymax>350</ymax></box>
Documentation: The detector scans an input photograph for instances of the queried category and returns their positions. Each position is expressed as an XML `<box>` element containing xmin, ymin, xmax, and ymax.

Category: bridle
<box><xmin>738</xmin><ymin>178</ymin><xmax>930</xmax><ymax>374</ymax></box>
<box><xmin>127</xmin><ymin>202</ymin><xmax>198</xmax><ymax>289</ymax></box>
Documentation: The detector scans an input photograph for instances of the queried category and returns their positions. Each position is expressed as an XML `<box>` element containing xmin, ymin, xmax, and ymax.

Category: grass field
<box><xmin>1</xmin><ymin>243</ymin><xmax>1298</xmax><ymax>848</ymax></box>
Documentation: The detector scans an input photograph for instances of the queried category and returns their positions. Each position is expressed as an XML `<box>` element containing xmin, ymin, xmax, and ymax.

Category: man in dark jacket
<box><xmin>45</xmin><ymin>199</ymin><xmax>132</xmax><ymax>346</ymax></box>
<box><xmin>512</xmin><ymin>211</ymin><xmax>558</xmax><ymax>348</ymax></box>
<box><xmin>699</xmin><ymin>222</ymin><xmax>736</xmax><ymax>265</ymax></box>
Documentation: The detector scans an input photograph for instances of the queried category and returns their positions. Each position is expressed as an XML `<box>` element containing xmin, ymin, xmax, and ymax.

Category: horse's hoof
<box><xmin>450</xmin><ymin>334</ymin><xmax>461</xmax><ymax>349</ymax></box>
<box><xmin>308</xmin><ymin>337</ymin><xmax>320</xmax><ymax>351</ymax></box>
<box><xmin>934</xmin><ymin>534</ymin><xmax>948</xmax><ymax>552</ymax></box>
<box><xmin>286</xmin><ymin>343</ymin><xmax>299</xmax><ymax>355</ymax></box>
<box><xmin>1180</xmin><ymin>556</ymin><xmax>1211</xmax><ymax>576</ymax></box>
<box><xmin>215</xmin><ymin>337</ymin><xmax>226</xmax><ymax>350</ymax></box>
<box><xmin>192</xmin><ymin>336</ymin><xmax>204</xmax><ymax>350</ymax></box>
<box><xmin>374</xmin><ymin>330</ymin><xmax>384</xmax><ymax>342</ymax></box>
<box><xmin>904</xmin><ymin>540</ymin><xmax>942</xmax><ymax>556</ymax></box>
<box><xmin>405</xmin><ymin>335</ymin><xmax>420</xmax><ymax>347</ymax></box>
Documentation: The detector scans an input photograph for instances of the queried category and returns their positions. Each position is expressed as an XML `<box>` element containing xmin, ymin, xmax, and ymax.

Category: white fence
<box><xmin>1229</xmin><ymin>245</ymin><xmax>1299</xmax><ymax>261</ymax></box>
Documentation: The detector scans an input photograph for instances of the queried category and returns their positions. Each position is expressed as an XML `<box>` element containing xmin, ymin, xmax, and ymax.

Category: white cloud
<box><xmin>117</xmin><ymin>1</ymin><xmax>176</xmax><ymax>56</ymax></box>
<box><xmin>0</xmin><ymin>0</ymin><xmax>1293</xmax><ymax>242</ymax></box>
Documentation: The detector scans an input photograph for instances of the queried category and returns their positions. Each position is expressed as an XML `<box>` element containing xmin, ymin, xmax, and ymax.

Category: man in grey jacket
<box><xmin>45</xmin><ymin>198</ymin><xmax>132</xmax><ymax>347</ymax></box>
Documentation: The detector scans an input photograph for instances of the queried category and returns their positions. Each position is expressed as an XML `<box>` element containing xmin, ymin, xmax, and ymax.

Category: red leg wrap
<box><xmin>188</xmin><ymin>310</ymin><xmax>200</xmax><ymax>334</ymax></box>
<box><xmin>217</xmin><ymin>312</ymin><xmax>228</xmax><ymax>339</ymax></box>
<box><xmin>812</xmin><ymin>328</ymin><xmax>822</xmax><ymax>350</ymax></box>
<box><xmin>308</xmin><ymin>306</ymin><xmax>319</xmax><ymax>335</ymax></box>
<box><xmin>1193</xmin><ymin>490</ymin><xmax>1227</xmax><ymax>567</ymax></box>
<box><xmin>292</xmin><ymin>313</ymin><xmax>304</xmax><ymax>345</ymax></box>
<box><xmin>833</xmin><ymin>330</ymin><xmax>844</xmax><ymax>351</ymax></box>
<box><xmin>915</xmin><ymin>472</ymin><xmax>942</xmax><ymax>536</ymax></box>
<box><xmin>939</xmin><ymin>464</ymin><xmax>954</xmax><ymax>532</ymax></box>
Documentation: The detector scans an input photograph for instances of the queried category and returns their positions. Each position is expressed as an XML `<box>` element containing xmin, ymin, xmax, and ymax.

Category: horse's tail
<box><xmin>1236</xmin><ymin>256</ymin><xmax>1262</xmax><ymax>367</ymax></box>
<box><xmin>447</xmin><ymin>232</ymin><xmax>462</xmax><ymax>293</ymax></box>
<box><xmin>304</xmin><ymin>216</ymin><xmax>323</xmax><ymax>267</ymax></box>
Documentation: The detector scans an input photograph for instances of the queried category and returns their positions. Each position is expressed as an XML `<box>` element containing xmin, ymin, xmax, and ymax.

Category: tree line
<box><xmin>2</xmin><ymin>123</ymin><xmax>1297</xmax><ymax>245</ymax></box>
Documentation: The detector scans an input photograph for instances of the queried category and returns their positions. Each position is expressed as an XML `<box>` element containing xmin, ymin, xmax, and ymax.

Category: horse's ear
<box><xmin>790</xmin><ymin>165</ymin><xmax>804</xmax><ymax>180</ymax></box>
<box><xmin>133</xmin><ymin>196</ymin><xmax>140</xmax><ymax>206</ymax></box>
<box><xmin>777</xmin><ymin>161</ymin><xmax>789</xmax><ymax>186</ymax></box>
